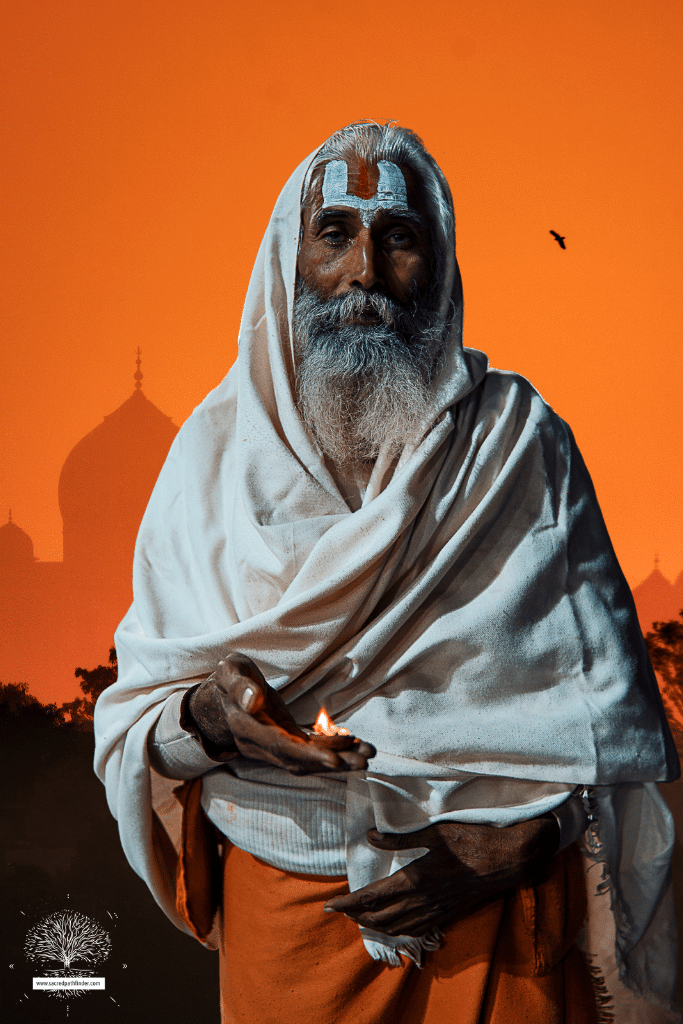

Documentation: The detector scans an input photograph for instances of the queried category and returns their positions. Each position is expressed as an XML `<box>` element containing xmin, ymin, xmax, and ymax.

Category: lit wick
<box><xmin>313</xmin><ymin>707</ymin><xmax>351</xmax><ymax>737</ymax></box>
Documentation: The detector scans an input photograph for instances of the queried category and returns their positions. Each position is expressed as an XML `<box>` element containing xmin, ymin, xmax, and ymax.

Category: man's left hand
<box><xmin>323</xmin><ymin>815</ymin><xmax>560</xmax><ymax>937</ymax></box>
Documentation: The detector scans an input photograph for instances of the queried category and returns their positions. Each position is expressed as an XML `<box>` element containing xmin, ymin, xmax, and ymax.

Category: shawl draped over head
<box><xmin>95</xmin><ymin>137</ymin><xmax>679</xmax><ymax>1013</ymax></box>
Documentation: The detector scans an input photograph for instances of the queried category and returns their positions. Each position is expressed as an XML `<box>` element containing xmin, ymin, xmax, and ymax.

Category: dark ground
<box><xmin>0</xmin><ymin>720</ymin><xmax>218</xmax><ymax>1023</ymax></box>
<box><xmin>2</xmin><ymin>718</ymin><xmax>682</xmax><ymax>1022</ymax></box>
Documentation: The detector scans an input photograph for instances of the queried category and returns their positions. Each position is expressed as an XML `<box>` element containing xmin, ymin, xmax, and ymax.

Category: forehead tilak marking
<box><xmin>321</xmin><ymin>159</ymin><xmax>410</xmax><ymax>227</ymax></box>
<box><xmin>353</xmin><ymin>160</ymin><xmax>377</xmax><ymax>199</ymax></box>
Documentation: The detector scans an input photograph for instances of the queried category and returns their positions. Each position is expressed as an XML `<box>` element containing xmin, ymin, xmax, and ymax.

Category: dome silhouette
<box><xmin>58</xmin><ymin>387</ymin><xmax>178</xmax><ymax>577</ymax></box>
<box><xmin>0</xmin><ymin>354</ymin><xmax>183</xmax><ymax>703</ymax></box>
<box><xmin>632</xmin><ymin>559</ymin><xmax>681</xmax><ymax>634</ymax></box>
<box><xmin>0</xmin><ymin>511</ymin><xmax>35</xmax><ymax>568</ymax></box>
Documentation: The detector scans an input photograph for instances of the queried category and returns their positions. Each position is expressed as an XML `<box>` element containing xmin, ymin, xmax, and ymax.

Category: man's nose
<box><xmin>348</xmin><ymin>234</ymin><xmax>384</xmax><ymax>291</ymax></box>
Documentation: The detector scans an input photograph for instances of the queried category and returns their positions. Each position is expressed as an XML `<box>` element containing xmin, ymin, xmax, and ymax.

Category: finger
<box><xmin>366</xmin><ymin>905</ymin><xmax>446</xmax><ymax>937</ymax></box>
<box><xmin>308</xmin><ymin>736</ymin><xmax>375</xmax><ymax>764</ymax></box>
<box><xmin>293</xmin><ymin>735</ymin><xmax>376</xmax><ymax>771</ymax></box>
<box><xmin>215</xmin><ymin>676</ymin><xmax>306</xmax><ymax>742</ymax></box>
<box><xmin>334</xmin><ymin>749</ymin><xmax>375</xmax><ymax>771</ymax></box>
<box><xmin>250</xmin><ymin>722</ymin><xmax>345</xmax><ymax>773</ymax></box>
<box><xmin>354</xmin><ymin>740</ymin><xmax>377</xmax><ymax>760</ymax></box>
<box><xmin>324</xmin><ymin>873</ymin><xmax>413</xmax><ymax>915</ymax></box>
<box><xmin>305</xmin><ymin>735</ymin><xmax>376</xmax><ymax>756</ymax></box>
<box><xmin>339</xmin><ymin>891</ymin><xmax>423</xmax><ymax>926</ymax></box>
<box><xmin>367</xmin><ymin>828</ymin><xmax>436</xmax><ymax>851</ymax></box>
<box><xmin>306</xmin><ymin>733</ymin><xmax>360</xmax><ymax>750</ymax></box>
<box><xmin>357</xmin><ymin>906</ymin><xmax>434</xmax><ymax>935</ymax></box>
<box><xmin>239</xmin><ymin>681</ymin><xmax>262</xmax><ymax>713</ymax></box>
<box><xmin>274</xmin><ymin>736</ymin><xmax>378</xmax><ymax>774</ymax></box>
<box><xmin>229</xmin><ymin>710</ymin><xmax>368</xmax><ymax>775</ymax></box>
<box><xmin>274</xmin><ymin>737</ymin><xmax>343</xmax><ymax>773</ymax></box>
<box><xmin>222</xmin><ymin>652</ymin><xmax>269</xmax><ymax>687</ymax></box>
<box><xmin>329</xmin><ymin>898</ymin><xmax>433</xmax><ymax>935</ymax></box>
<box><xmin>265</xmin><ymin>688</ymin><xmax>311</xmax><ymax>735</ymax></box>
<box><xmin>214</xmin><ymin>657</ymin><xmax>268</xmax><ymax>712</ymax></box>
<box><xmin>235</xmin><ymin>740</ymin><xmax>340</xmax><ymax>775</ymax></box>
<box><xmin>252</xmin><ymin>707</ymin><xmax>310</xmax><ymax>742</ymax></box>
<box><xmin>382</xmin><ymin>891</ymin><xmax>499</xmax><ymax>937</ymax></box>
<box><xmin>356</xmin><ymin>888</ymin><xmax>488</xmax><ymax>937</ymax></box>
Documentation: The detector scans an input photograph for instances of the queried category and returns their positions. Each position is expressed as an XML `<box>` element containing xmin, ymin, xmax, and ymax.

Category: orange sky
<box><xmin>2</xmin><ymin>0</ymin><xmax>682</xmax><ymax>590</ymax></box>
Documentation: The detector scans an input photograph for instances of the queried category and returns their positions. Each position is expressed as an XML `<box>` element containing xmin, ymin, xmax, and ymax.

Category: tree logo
<box><xmin>24</xmin><ymin>910</ymin><xmax>111</xmax><ymax>999</ymax></box>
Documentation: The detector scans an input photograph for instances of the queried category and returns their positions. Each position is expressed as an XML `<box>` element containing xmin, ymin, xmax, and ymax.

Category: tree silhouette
<box><xmin>645</xmin><ymin>612</ymin><xmax>683</xmax><ymax>755</ymax></box>
<box><xmin>0</xmin><ymin>648</ymin><xmax>117</xmax><ymax>730</ymax></box>
<box><xmin>25</xmin><ymin>910</ymin><xmax>111</xmax><ymax>997</ymax></box>
<box><xmin>76</xmin><ymin>646</ymin><xmax>118</xmax><ymax>703</ymax></box>
<box><xmin>61</xmin><ymin>646</ymin><xmax>118</xmax><ymax>729</ymax></box>
<box><xmin>0</xmin><ymin>681</ymin><xmax>64</xmax><ymax>726</ymax></box>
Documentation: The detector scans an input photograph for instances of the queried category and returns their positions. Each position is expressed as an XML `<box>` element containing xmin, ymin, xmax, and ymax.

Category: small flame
<box><xmin>313</xmin><ymin>706</ymin><xmax>351</xmax><ymax>737</ymax></box>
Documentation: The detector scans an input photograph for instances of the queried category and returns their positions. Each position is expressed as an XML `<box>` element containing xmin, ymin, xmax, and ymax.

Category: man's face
<box><xmin>293</xmin><ymin>153</ymin><xmax>445</xmax><ymax>466</ymax></box>
<box><xmin>297</xmin><ymin>155</ymin><xmax>433</xmax><ymax>307</ymax></box>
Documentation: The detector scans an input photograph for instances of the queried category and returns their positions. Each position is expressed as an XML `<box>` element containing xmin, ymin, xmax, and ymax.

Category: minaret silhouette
<box><xmin>134</xmin><ymin>346</ymin><xmax>143</xmax><ymax>390</ymax></box>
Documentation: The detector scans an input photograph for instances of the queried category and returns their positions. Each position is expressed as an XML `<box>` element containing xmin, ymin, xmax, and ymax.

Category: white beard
<box><xmin>293</xmin><ymin>283</ymin><xmax>445</xmax><ymax>466</ymax></box>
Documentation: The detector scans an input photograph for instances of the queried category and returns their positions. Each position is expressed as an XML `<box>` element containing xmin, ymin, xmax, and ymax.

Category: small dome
<box><xmin>632</xmin><ymin>562</ymin><xmax>680</xmax><ymax>633</ymax></box>
<box><xmin>0</xmin><ymin>513</ymin><xmax>35</xmax><ymax>568</ymax></box>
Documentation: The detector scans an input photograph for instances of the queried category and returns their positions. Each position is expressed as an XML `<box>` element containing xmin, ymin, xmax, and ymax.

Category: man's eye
<box><xmin>385</xmin><ymin>230</ymin><xmax>413</xmax><ymax>247</ymax></box>
<box><xmin>321</xmin><ymin>229</ymin><xmax>347</xmax><ymax>245</ymax></box>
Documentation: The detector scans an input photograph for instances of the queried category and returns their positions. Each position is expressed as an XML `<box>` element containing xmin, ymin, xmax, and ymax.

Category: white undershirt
<box><xmin>148</xmin><ymin>690</ymin><xmax>590</xmax><ymax>876</ymax></box>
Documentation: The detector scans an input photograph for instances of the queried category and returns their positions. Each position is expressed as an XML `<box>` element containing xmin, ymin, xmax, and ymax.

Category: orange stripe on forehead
<box><xmin>348</xmin><ymin>160</ymin><xmax>379</xmax><ymax>201</ymax></box>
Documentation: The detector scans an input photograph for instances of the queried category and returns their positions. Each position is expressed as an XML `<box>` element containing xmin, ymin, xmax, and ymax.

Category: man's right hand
<box><xmin>187</xmin><ymin>653</ymin><xmax>375</xmax><ymax>776</ymax></box>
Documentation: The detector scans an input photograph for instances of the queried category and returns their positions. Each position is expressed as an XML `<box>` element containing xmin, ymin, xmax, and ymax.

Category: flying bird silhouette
<box><xmin>550</xmin><ymin>230</ymin><xmax>566</xmax><ymax>249</ymax></box>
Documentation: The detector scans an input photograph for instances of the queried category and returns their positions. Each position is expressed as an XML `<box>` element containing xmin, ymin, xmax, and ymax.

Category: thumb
<box><xmin>237</xmin><ymin>677</ymin><xmax>265</xmax><ymax>714</ymax></box>
<box><xmin>367</xmin><ymin>827</ymin><xmax>434</xmax><ymax>851</ymax></box>
<box><xmin>366</xmin><ymin>829</ymin><xmax>412</xmax><ymax>851</ymax></box>
<box><xmin>214</xmin><ymin>654</ymin><xmax>268</xmax><ymax>713</ymax></box>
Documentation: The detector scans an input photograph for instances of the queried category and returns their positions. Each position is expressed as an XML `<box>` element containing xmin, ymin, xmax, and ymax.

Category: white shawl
<box><xmin>94</xmin><ymin>144</ymin><xmax>679</xmax><ymax>1016</ymax></box>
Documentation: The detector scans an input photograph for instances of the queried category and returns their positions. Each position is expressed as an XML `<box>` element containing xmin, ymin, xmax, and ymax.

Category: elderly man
<box><xmin>95</xmin><ymin>123</ymin><xmax>680</xmax><ymax>1024</ymax></box>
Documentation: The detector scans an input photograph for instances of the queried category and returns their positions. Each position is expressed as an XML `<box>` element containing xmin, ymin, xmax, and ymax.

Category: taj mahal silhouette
<box><xmin>0</xmin><ymin>351</ymin><xmax>178</xmax><ymax>703</ymax></box>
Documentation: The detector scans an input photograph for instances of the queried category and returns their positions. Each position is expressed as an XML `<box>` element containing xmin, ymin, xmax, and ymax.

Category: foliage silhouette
<box><xmin>0</xmin><ymin>646</ymin><xmax>117</xmax><ymax>731</ymax></box>
<box><xmin>0</xmin><ymin>681</ymin><xmax>64</xmax><ymax>726</ymax></box>
<box><xmin>64</xmin><ymin>646</ymin><xmax>118</xmax><ymax>729</ymax></box>
<box><xmin>645</xmin><ymin>612</ymin><xmax>683</xmax><ymax>756</ymax></box>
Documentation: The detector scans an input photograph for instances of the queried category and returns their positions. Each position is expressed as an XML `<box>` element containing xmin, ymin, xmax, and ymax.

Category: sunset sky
<box><xmin>2</xmin><ymin>0</ymin><xmax>682</xmax><ymax>590</ymax></box>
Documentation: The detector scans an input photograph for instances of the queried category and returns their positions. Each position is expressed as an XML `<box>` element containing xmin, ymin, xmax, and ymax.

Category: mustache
<box><xmin>292</xmin><ymin>280</ymin><xmax>446</xmax><ymax>359</ymax></box>
<box><xmin>306</xmin><ymin>289</ymin><xmax>412</xmax><ymax>330</ymax></box>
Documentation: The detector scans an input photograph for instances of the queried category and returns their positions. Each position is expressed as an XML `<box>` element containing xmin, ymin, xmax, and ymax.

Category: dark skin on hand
<box><xmin>188</xmin><ymin>653</ymin><xmax>375</xmax><ymax>775</ymax></box>
<box><xmin>189</xmin><ymin>155</ymin><xmax>560</xmax><ymax>938</ymax></box>
<box><xmin>323</xmin><ymin>817</ymin><xmax>559</xmax><ymax>937</ymax></box>
<box><xmin>188</xmin><ymin>653</ymin><xmax>560</xmax><ymax>938</ymax></box>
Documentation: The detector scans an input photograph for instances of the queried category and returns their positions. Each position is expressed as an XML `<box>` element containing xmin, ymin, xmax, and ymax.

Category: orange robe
<box><xmin>174</xmin><ymin>779</ymin><xmax>601</xmax><ymax>1024</ymax></box>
